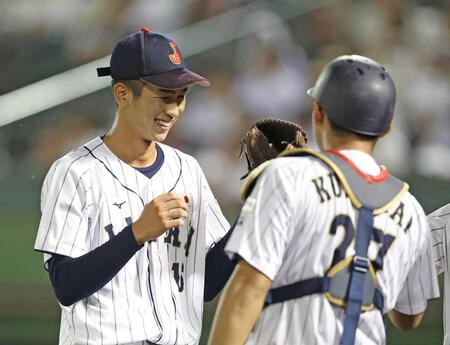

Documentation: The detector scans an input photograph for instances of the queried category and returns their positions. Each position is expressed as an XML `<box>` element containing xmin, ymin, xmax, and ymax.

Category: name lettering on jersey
<box><xmin>389</xmin><ymin>202</ymin><xmax>413</xmax><ymax>233</ymax></box>
<box><xmin>164</xmin><ymin>227</ymin><xmax>181</xmax><ymax>247</ymax></box>
<box><xmin>184</xmin><ymin>226</ymin><xmax>195</xmax><ymax>257</ymax></box>
<box><xmin>164</xmin><ymin>225</ymin><xmax>195</xmax><ymax>294</ymax></box>
<box><xmin>104</xmin><ymin>224</ymin><xmax>115</xmax><ymax>239</ymax></box>
<box><xmin>172</xmin><ymin>262</ymin><xmax>184</xmax><ymax>292</ymax></box>
<box><xmin>312</xmin><ymin>172</ymin><xmax>346</xmax><ymax>203</ymax></box>
<box><xmin>104</xmin><ymin>217</ymin><xmax>133</xmax><ymax>240</ymax></box>
<box><xmin>164</xmin><ymin>225</ymin><xmax>196</xmax><ymax>257</ymax></box>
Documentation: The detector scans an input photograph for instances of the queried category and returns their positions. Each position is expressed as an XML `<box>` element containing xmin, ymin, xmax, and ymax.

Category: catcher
<box><xmin>204</xmin><ymin>118</ymin><xmax>308</xmax><ymax>301</ymax></box>
<box><xmin>208</xmin><ymin>55</ymin><xmax>439</xmax><ymax>345</ymax></box>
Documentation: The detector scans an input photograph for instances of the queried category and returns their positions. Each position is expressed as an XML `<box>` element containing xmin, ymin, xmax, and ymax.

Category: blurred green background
<box><xmin>0</xmin><ymin>0</ymin><xmax>449</xmax><ymax>344</ymax></box>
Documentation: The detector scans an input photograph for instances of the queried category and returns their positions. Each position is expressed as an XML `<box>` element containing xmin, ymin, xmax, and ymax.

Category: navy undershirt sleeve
<box><xmin>204</xmin><ymin>220</ymin><xmax>238</xmax><ymax>302</ymax></box>
<box><xmin>47</xmin><ymin>225</ymin><xmax>142</xmax><ymax>306</ymax></box>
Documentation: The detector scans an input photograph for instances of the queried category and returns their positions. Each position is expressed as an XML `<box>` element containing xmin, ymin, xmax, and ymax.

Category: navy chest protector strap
<box><xmin>240</xmin><ymin>148</ymin><xmax>408</xmax><ymax>345</ymax></box>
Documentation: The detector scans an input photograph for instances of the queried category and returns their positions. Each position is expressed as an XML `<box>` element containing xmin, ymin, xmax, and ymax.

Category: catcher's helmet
<box><xmin>307</xmin><ymin>55</ymin><xmax>396</xmax><ymax>136</ymax></box>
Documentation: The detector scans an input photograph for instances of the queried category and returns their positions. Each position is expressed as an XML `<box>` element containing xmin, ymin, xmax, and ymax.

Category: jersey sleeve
<box><xmin>34</xmin><ymin>158</ymin><xmax>93</xmax><ymax>260</ymax></box>
<box><xmin>394</xmin><ymin>206</ymin><xmax>440</xmax><ymax>315</ymax></box>
<box><xmin>196</xmin><ymin>162</ymin><xmax>230</xmax><ymax>250</ymax></box>
<box><xmin>427</xmin><ymin>203</ymin><xmax>450</xmax><ymax>275</ymax></box>
<box><xmin>225</xmin><ymin>161</ymin><xmax>297</xmax><ymax>280</ymax></box>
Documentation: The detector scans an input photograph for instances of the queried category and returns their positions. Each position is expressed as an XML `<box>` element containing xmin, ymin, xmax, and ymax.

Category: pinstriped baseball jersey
<box><xmin>34</xmin><ymin>137</ymin><xmax>229</xmax><ymax>345</ymax></box>
<box><xmin>427</xmin><ymin>203</ymin><xmax>450</xmax><ymax>345</ymax></box>
<box><xmin>226</xmin><ymin>150</ymin><xmax>439</xmax><ymax>345</ymax></box>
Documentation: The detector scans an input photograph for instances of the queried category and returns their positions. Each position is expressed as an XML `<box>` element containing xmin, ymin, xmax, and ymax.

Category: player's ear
<box><xmin>313</xmin><ymin>101</ymin><xmax>325</xmax><ymax>125</ymax></box>
<box><xmin>379</xmin><ymin>124</ymin><xmax>392</xmax><ymax>138</ymax></box>
<box><xmin>113</xmin><ymin>82</ymin><xmax>131</xmax><ymax>107</ymax></box>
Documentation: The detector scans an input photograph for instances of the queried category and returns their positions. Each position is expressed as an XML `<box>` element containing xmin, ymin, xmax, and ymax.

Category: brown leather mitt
<box><xmin>240</xmin><ymin>118</ymin><xmax>308</xmax><ymax>179</ymax></box>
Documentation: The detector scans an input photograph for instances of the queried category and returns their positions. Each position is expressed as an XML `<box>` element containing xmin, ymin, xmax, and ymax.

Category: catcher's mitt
<box><xmin>240</xmin><ymin>118</ymin><xmax>308</xmax><ymax>179</ymax></box>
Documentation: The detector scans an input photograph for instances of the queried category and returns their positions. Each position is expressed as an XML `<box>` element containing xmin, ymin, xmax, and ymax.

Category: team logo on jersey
<box><xmin>113</xmin><ymin>201</ymin><xmax>126</xmax><ymax>209</ymax></box>
<box><xmin>236</xmin><ymin>197</ymin><xmax>256</xmax><ymax>227</ymax></box>
<box><xmin>241</xmin><ymin>197</ymin><xmax>256</xmax><ymax>215</ymax></box>
<box><xmin>169</xmin><ymin>42</ymin><xmax>182</xmax><ymax>65</ymax></box>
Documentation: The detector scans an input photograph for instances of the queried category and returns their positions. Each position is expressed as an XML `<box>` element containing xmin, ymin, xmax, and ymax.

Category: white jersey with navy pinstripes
<box><xmin>34</xmin><ymin>137</ymin><xmax>229</xmax><ymax>345</ymax></box>
<box><xmin>426</xmin><ymin>203</ymin><xmax>450</xmax><ymax>345</ymax></box>
<box><xmin>226</xmin><ymin>150</ymin><xmax>439</xmax><ymax>345</ymax></box>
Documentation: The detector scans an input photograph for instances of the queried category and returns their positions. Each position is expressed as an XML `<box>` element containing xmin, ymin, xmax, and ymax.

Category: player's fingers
<box><xmin>168</xmin><ymin>208</ymin><xmax>188</xmax><ymax>219</ymax></box>
<box><xmin>159</xmin><ymin>192</ymin><xmax>184</xmax><ymax>202</ymax></box>
<box><xmin>151</xmin><ymin>193</ymin><xmax>174</xmax><ymax>204</ymax></box>
<box><xmin>150</xmin><ymin>195</ymin><xmax>185</xmax><ymax>214</ymax></box>
<box><xmin>164</xmin><ymin>218</ymin><xmax>184</xmax><ymax>229</ymax></box>
<box><xmin>164</xmin><ymin>199</ymin><xmax>188</xmax><ymax>211</ymax></box>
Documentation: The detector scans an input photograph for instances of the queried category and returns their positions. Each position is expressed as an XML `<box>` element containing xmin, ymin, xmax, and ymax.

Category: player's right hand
<box><xmin>131</xmin><ymin>192</ymin><xmax>188</xmax><ymax>245</ymax></box>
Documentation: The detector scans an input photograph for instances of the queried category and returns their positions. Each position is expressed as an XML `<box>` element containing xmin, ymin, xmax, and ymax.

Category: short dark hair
<box><xmin>111</xmin><ymin>79</ymin><xmax>144</xmax><ymax>98</ymax></box>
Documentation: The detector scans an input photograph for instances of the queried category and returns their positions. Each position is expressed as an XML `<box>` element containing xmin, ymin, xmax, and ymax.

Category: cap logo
<box><xmin>169</xmin><ymin>42</ymin><xmax>182</xmax><ymax>65</ymax></box>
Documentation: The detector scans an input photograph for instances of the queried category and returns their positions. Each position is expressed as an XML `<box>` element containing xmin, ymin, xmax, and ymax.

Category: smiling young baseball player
<box><xmin>208</xmin><ymin>55</ymin><xmax>439</xmax><ymax>345</ymax></box>
<box><xmin>34</xmin><ymin>27</ymin><xmax>229</xmax><ymax>345</ymax></box>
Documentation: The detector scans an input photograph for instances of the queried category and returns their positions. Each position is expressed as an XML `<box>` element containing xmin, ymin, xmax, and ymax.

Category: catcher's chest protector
<box><xmin>244</xmin><ymin>149</ymin><xmax>408</xmax><ymax>345</ymax></box>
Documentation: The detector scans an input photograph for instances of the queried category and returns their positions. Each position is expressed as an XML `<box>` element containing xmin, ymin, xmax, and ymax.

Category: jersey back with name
<box><xmin>226</xmin><ymin>155</ymin><xmax>435</xmax><ymax>345</ymax></box>
<box><xmin>34</xmin><ymin>137</ymin><xmax>229</xmax><ymax>345</ymax></box>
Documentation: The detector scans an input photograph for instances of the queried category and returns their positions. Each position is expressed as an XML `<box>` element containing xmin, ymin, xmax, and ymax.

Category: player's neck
<box><xmin>324</xmin><ymin>135</ymin><xmax>375</xmax><ymax>155</ymax></box>
<box><xmin>103</xmin><ymin>128</ymin><xmax>157</xmax><ymax>168</ymax></box>
<box><xmin>318</xmin><ymin>115</ymin><xmax>377</xmax><ymax>155</ymax></box>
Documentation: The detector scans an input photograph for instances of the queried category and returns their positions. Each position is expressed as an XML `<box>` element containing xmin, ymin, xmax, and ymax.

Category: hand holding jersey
<box><xmin>132</xmin><ymin>192</ymin><xmax>188</xmax><ymax>245</ymax></box>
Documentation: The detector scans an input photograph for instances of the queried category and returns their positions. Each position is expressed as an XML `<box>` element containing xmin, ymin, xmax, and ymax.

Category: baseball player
<box><xmin>34</xmin><ymin>27</ymin><xmax>230</xmax><ymax>345</ymax></box>
<box><xmin>208</xmin><ymin>55</ymin><xmax>439</xmax><ymax>345</ymax></box>
<box><xmin>401</xmin><ymin>202</ymin><xmax>450</xmax><ymax>343</ymax></box>
<box><xmin>427</xmin><ymin>203</ymin><xmax>450</xmax><ymax>344</ymax></box>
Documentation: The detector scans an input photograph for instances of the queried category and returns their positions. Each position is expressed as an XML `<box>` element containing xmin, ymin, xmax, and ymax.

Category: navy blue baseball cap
<box><xmin>97</xmin><ymin>27</ymin><xmax>210</xmax><ymax>90</ymax></box>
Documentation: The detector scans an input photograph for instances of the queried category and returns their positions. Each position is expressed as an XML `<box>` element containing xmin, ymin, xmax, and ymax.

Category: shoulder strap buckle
<box><xmin>353</xmin><ymin>256</ymin><xmax>370</xmax><ymax>273</ymax></box>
